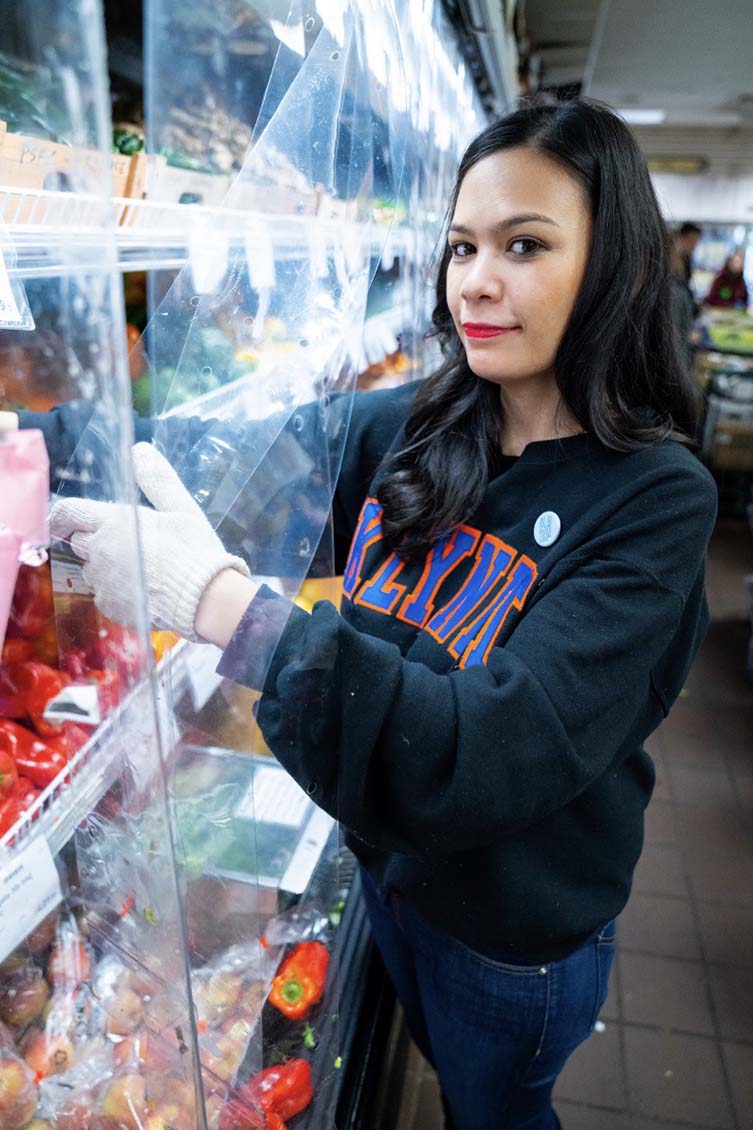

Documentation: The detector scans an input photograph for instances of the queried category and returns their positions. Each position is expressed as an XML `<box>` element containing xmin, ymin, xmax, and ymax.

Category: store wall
<box><xmin>652</xmin><ymin>172</ymin><xmax>753</xmax><ymax>223</ymax></box>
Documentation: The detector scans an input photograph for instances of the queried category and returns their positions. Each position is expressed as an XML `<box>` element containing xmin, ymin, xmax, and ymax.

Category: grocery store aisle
<box><xmin>393</xmin><ymin>519</ymin><xmax>753</xmax><ymax>1130</ymax></box>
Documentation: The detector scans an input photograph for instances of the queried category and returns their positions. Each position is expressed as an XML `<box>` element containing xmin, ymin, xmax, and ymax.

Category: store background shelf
<box><xmin>0</xmin><ymin>187</ymin><xmax>416</xmax><ymax>277</ymax></box>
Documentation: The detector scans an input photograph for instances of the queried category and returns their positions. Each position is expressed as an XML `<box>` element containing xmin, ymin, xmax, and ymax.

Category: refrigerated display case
<box><xmin>0</xmin><ymin>1</ymin><xmax>485</xmax><ymax>1126</ymax></box>
<box><xmin>0</xmin><ymin>5</ymin><xmax>211</xmax><ymax>1130</ymax></box>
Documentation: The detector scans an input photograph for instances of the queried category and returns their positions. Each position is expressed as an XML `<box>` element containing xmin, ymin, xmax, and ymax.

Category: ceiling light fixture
<box><xmin>616</xmin><ymin>109</ymin><xmax>667</xmax><ymax>125</ymax></box>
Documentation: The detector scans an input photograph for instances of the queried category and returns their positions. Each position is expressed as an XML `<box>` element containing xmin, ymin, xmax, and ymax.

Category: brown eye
<box><xmin>449</xmin><ymin>241</ymin><xmax>475</xmax><ymax>258</ymax></box>
<box><xmin>509</xmin><ymin>237</ymin><xmax>543</xmax><ymax>257</ymax></box>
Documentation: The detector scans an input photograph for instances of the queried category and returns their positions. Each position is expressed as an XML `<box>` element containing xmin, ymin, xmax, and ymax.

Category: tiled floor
<box><xmin>395</xmin><ymin>520</ymin><xmax>753</xmax><ymax>1130</ymax></box>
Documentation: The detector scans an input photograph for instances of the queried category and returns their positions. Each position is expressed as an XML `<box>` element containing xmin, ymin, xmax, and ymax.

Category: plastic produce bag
<box><xmin>0</xmin><ymin>1026</ymin><xmax>39</xmax><ymax>1128</ymax></box>
<box><xmin>0</xmin><ymin>526</ymin><xmax>21</xmax><ymax>649</ymax></box>
<box><xmin>0</xmin><ymin>431</ymin><xmax>49</xmax><ymax>566</ymax></box>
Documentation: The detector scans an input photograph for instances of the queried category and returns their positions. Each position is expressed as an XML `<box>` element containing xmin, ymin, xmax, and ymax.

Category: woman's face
<box><xmin>728</xmin><ymin>253</ymin><xmax>744</xmax><ymax>275</ymax></box>
<box><xmin>446</xmin><ymin>147</ymin><xmax>593</xmax><ymax>387</ymax></box>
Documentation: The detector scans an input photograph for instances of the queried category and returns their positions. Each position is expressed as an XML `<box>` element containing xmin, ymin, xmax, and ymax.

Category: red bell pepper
<box><xmin>0</xmin><ymin>795</ymin><xmax>23</xmax><ymax>836</ymax></box>
<box><xmin>13</xmin><ymin>661</ymin><xmax>71</xmax><ymax>737</ymax></box>
<box><xmin>0</xmin><ymin>719</ymin><xmax>68</xmax><ymax>789</ymax></box>
<box><xmin>0</xmin><ymin>663</ymin><xmax>26</xmax><ymax>716</ymax></box>
<box><xmin>218</xmin><ymin>1097</ymin><xmax>284</xmax><ymax>1130</ymax></box>
<box><xmin>0</xmin><ymin>778</ymin><xmax>40</xmax><ymax>836</ymax></box>
<box><xmin>269</xmin><ymin>943</ymin><xmax>329</xmax><ymax>1021</ymax></box>
<box><xmin>12</xmin><ymin>776</ymin><xmax>41</xmax><ymax>809</ymax></box>
<box><xmin>1</xmin><ymin>638</ymin><xmax>33</xmax><ymax>665</ymax></box>
<box><xmin>219</xmin><ymin>1060</ymin><xmax>313</xmax><ymax>1130</ymax></box>
<box><xmin>47</xmin><ymin>723</ymin><xmax>91</xmax><ymax>757</ymax></box>
<box><xmin>246</xmin><ymin>1059</ymin><xmax>313</xmax><ymax>1123</ymax></box>
<box><xmin>0</xmin><ymin>749</ymin><xmax>18</xmax><ymax>797</ymax></box>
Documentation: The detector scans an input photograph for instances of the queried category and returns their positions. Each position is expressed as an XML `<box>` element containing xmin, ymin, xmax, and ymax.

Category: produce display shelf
<box><xmin>0</xmin><ymin>640</ymin><xmax>219</xmax><ymax>860</ymax></box>
<box><xmin>0</xmin><ymin>186</ymin><xmax>414</xmax><ymax>277</ymax></box>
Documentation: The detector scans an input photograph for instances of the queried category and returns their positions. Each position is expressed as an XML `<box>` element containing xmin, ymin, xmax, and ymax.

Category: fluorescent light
<box><xmin>616</xmin><ymin>109</ymin><xmax>667</xmax><ymax>125</ymax></box>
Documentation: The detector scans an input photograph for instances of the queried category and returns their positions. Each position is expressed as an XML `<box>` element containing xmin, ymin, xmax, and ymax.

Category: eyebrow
<box><xmin>449</xmin><ymin>213</ymin><xmax>559</xmax><ymax>236</ymax></box>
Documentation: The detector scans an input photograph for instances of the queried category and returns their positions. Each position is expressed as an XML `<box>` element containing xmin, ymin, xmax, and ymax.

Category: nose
<box><xmin>459</xmin><ymin>251</ymin><xmax>504</xmax><ymax>304</ymax></box>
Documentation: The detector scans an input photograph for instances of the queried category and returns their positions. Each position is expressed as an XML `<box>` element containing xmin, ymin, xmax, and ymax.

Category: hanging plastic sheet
<box><xmin>140</xmin><ymin>0</ymin><xmax>408</xmax><ymax>1122</ymax></box>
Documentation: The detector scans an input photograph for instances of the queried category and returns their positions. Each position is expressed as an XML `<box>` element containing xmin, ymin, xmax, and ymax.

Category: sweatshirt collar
<box><xmin>510</xmin><ymin>431</ymin><xmax>591</xmax><ymax>465</ymax></box>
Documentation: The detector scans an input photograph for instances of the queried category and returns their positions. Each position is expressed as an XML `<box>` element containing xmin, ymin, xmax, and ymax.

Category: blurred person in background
<box><xmin>673</xmin><ymin>221</ymin><xmax>702</xmax><ymax>288</ymax></box>
<box><xmin>705</xmin><ymin>251</ymin><xmax>749</xmax><ymax>309</ymax></box>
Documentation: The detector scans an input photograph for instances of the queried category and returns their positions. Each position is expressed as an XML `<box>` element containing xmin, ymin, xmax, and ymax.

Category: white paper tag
<box><xmin>0</xmin><ymin>837</ymin><xmax>63</xmax><ymax>963</ymax></box>
<box><xmin>244</xmin><ymin>219</ymin><xmax>276</xmax><ymax>291</ymax></box>
<box><xmin>188</xmin><ymin>223</ymin><xmax>229</xmax><ymax>295</ymax></box>
<box><xmin>43</xmin><ymin>684</ymin><xmax>101</xmax><ymax>726</ymax></box>
<box><xmin>184</xmin><ymin>643</ymin><xmax>223</xmax><ymax>711</ymax></box>
<box><xmin>0</xmin><ymin>249</ymin><xmax>34</xmax><ymax>331</ymax></box>
<box><xmin>0</xmin><ymin>251</ymin><xmax>22</xmax><ymax>326</ymax></box>
<box><xmin>235</xmin><ymin>764</ymin><xmax>311</xmax><ymax>827</ymax></box>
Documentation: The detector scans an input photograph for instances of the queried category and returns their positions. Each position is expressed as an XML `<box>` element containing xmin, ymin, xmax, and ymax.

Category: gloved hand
<box><xmin>50</xmin><ymin>442</ymin><xmax>251</xmax><ymax>641</ymax></box>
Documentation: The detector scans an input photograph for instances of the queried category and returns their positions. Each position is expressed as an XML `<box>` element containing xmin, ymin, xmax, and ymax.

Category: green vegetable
<box><xmin>328</xmin><ymin>899</ymin><xmax>346</xmax><ymax>928</ymax></box>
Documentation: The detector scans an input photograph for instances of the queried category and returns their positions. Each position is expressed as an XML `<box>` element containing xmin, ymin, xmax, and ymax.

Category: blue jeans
<box><xmin>360</xmin><ymin>868</ymin><xmax>616</xmax><ymax>1130</ymax></box>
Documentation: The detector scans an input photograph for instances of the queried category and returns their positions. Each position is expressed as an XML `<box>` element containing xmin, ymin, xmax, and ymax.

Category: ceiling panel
<box><xmin>585</xmin><ymin>0</ymin><xmax>753</xmax><ymax>122</ymax></box>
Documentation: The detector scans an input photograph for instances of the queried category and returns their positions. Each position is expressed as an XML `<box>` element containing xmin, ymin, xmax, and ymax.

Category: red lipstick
<box><xmin>462</xmin><ymin>323</ymin><xmax>520</xmax><ymax>339</ymax></box>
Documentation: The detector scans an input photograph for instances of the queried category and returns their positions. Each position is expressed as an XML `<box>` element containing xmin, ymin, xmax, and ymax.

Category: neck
<box><xmin>498</xmin><ymin>373</ymin><xmax>582</xmax><ymax>456</ymax></box>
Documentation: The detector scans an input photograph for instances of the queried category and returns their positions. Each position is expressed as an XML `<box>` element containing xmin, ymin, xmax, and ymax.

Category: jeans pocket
<box><xmin>451</xmin><ymin>936</ymin><xmax>548</xmax><ymax>977</ymax></box>
<box><xmin>596</xmin><ymin>919</ymin><xmax>617</xmax><ymax>947</ymax></box>
<box><xmin>589</xmin><ymin>934</ymin><xmax>616</xmax><ymax>1030</ymax></box>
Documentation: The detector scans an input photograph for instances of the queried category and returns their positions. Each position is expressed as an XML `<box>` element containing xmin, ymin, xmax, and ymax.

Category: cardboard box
<box><xmin>0</xmin><ymin>121</ymin><xmax>146</xmax><ymax>206</ymax></box>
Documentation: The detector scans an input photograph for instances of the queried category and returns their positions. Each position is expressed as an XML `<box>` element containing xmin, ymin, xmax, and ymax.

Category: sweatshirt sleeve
<box><xmin>218</xmin><ymin>466</ymin><xmax>717</xmax><ymax>857</ymax></box>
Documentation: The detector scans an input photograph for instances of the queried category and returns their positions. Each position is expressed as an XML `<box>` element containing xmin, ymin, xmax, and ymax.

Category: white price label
<box><xmin>184</xmin><ymin>643</ymin><xmax>223</xmax><ymax>711</ymax></box>
<box><xmin>43</xmin><ymin>683</ymin><xmax>101</xmax><ymax>726</ymax></box>
<box><xmin>0</xmin><ymin>250</ymin><xmax>23</xmax><ymax>327</ymax></box>
<box><xmin>244</xmin><ymin>220</ymin><xmax>276</xmax><ymax>291</ymax></box>
<box><xmin>235</xmin><ymin>765</ymin><xmax>311</xmax><ymax>827</ymax></box>
<box><xmin>0</xmin><ymin>837</ymin><xmax>62</xmax><ymax>963</ymax></box>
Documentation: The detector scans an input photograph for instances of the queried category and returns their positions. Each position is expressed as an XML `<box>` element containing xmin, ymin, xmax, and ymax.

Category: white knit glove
<box><xmin>49</xmin><ymin>442</ymin><xmax>251</xmax><ymax>641</ymax></box>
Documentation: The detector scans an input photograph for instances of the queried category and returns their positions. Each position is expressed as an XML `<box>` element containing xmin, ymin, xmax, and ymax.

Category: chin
<box><xmin>468</xmin><ymin>362</ymin><xmax>529</xmax><ymax>384</ymax></box>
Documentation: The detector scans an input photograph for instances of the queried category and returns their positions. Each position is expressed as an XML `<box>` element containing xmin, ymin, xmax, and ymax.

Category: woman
<box><xmin>705</xmin><ymin>250</ymin><xmax>749</xmax><ymax>309</ymax></box>
<box><xmin>30</xmin><ymin>100</ymin><xmax>716</xmax><ymax>1130</ymax></box>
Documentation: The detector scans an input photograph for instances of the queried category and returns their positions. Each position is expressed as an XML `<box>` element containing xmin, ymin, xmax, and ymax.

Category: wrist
<box><xmin>195</xmin><ymin>568</ymin><xmax>260</xmax><ymax>648</ymax></box>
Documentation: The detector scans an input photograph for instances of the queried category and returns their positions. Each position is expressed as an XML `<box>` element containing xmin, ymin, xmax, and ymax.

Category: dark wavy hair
<box><xmin>377</xmin><ymin>99</ymin><xmax>703</xmax><ymax>560</ymax></box>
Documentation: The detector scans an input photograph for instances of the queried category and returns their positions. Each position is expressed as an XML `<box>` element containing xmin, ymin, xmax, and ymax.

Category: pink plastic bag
<box><xmin>0</xmin><ymin>430</ymin><xmax>49</xmax><ymax>565</ymax></box>
<box><xmin>0</xmin><ymin>525</ymin><xmax>22</xmax><ymax>649</ymax></box>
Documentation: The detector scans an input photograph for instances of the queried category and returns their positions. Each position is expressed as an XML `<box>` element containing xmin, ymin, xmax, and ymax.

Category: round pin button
<box><xmin>533</xmin><ymin>511</ymin><xmax>561</xmax><ymax>547</ymax></box>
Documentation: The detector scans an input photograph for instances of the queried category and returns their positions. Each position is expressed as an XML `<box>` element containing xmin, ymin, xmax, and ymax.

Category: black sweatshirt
<box><xmin>22</xmin><ymin>382</ymin><xmax>718</xmax><ymax>962</ymax></box>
